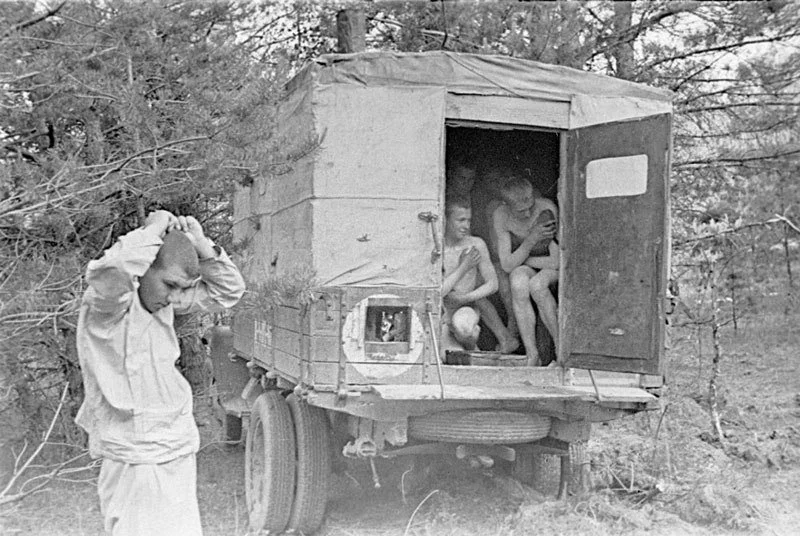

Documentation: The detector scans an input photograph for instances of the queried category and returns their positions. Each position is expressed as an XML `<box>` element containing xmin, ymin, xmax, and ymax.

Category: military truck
<box><xmin>212</xmin><ymin>51</ymin><xmax>672</xmax><ymax>534</ymax></box>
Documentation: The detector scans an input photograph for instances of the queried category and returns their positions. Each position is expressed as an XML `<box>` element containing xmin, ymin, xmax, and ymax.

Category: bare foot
<box><xmin>496</xmin><ymin>336</ymin><xmax>521</xmax><ymax>354</ymax></box>
<box><xmin>546</xmin><ymin>360</ymin><xmax>561</xmax><ymax>368</ymax></box>
<box><xmin>525</xmin><ymin>353</ymin><xmax>541</xmax><ymax>367</ymax></box>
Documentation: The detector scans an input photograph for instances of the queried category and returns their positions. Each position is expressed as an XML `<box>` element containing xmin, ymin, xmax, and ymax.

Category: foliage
<box><xmin>0</xmin><ymin>0</ymin><xmax>292</xmax><ymax>476</ymax></box>
<box><xmin>236</xmin><ymin>263</ymin><xmax>320</xmax><ymax>319</ymax></box>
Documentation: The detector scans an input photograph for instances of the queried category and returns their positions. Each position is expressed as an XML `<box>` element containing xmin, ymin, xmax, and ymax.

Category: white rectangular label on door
<box><xmin>586</xmin><ymin>154</ymin><xmax>648</xmax><ymax>198</ymax></box>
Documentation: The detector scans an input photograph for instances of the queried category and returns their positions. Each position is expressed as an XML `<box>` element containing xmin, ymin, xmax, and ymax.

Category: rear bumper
<box><xmin>304</xmin><ymin>375</ymin><xmax>658</xmax><ymax>423</ymax></box>
<box><xmin>369</xmin><ymin>383</ymin><xmax>656</xmax><ymax>404</ymax></box>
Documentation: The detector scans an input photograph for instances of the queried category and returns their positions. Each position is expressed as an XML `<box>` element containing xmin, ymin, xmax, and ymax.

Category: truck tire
<box><xmin>512</xmin><ymin>446</ymin><xmax>560</xmax><ymax>496</ymax></box>
<box><xmin>286</xmin><ymin>393</ymin><xmax>331</xmax><ymax>534</ymax></box>
<box><xmin>409</xmin><ymin>410</ymin><xmax>551</xmax><ymax>444</ymax></box>
<box><xmin>534</xmin><ymin>453</ymin><xmax>561</xmax><ymax>496</ymax></box>
<box><xmin>224</xmin><ymin>414</ymin><xmax>243</xmax><ymax>445</ymax></box>
<box><xmin>565</xmin><ymin>441</ymin><xmax>589</xmax><ymax>495</ymax></box>
<box><xmin>245</xmin><ymin>391</ymin><xmax>296</xmax><ymax>534</ymax></box>
<box><xmin>513</xmin><ymin>441</ymin><xmax>588</xmax><ymax>497</ymax></box>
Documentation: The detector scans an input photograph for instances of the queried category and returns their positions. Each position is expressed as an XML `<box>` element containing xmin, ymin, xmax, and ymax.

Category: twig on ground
<box><xmin>0</xmin><ymin>383</ymin><xmax>68</xmax><ymax>505</ymax></box>
<box><xmin>650</xmin><ymin>403</ymin><xmax>670</xmax><ymax>473</ymax></box>
<box><xmin>709</xmin><ymin>315</ymin><xmax>727</xmax><ymax>446</ymax></box>
<box><xmin>400</xmin><ymin>467</ymin><xmax>413</xmax><ymax>505</ymax></box>
<box><xmin>774</xmin><ymin>214</ymin><xmax>800</xmax><ymax>235</ymax></box>
<box><xmin>343</xmin><ymin>471</ymin><xmax>361</xmax><ymax>489</ymax></box>
<box><xmin>629</xmin><ymin>460</ymin><xmax>635</xmax><ymax>493</ymax></box>
<box><xmin>403</xmin><ymin>489</ymin><xmax>439</xmax><ymax>536</ymax></box>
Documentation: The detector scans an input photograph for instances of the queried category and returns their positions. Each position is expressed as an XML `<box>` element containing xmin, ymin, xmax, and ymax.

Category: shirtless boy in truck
<box><xmin>490</xmin><ymin>176</ymin><xmax>559</xmax><ymax>366</ymax></box>
<box><xmin>441</xmin><ymin>195</ymin><xmax>499</xmax><ymax>350</ymax></box>
<box><xmin>446</xmin><ymin>165</ymin><xmax>520</xmax><ymax>353</ymax></box>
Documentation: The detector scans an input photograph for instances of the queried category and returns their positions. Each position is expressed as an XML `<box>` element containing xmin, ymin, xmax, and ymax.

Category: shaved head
<box><xmin>445</xmin><ymin>194</ymin><xmax>471</xmax><ymax>217</ymax></box>
<box><xmin>138</xmin><ymin>230</ymin><xmax>200</xmax><ymax>313</ymax></box>
<box><xmin>153</xmin><ymin>231</ymin><xmax>200</xmax><ymax>278</ymax></box>
<box><xmin>500</xmin><ymin>177</ymin><xmax>535</xmax><ymax>203</ymax></box>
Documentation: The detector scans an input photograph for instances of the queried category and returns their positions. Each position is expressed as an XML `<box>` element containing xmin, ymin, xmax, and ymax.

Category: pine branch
<box><xmin>681</xmin><ymin>101</ymin><xmax>800</xmax><ymax>114</ymax></box>
<box><xmin>674</xmin><ymin>216</ymin><xmax>800</xmax><ymax>247</ymax></box>
<box><xmin>675</xmin><ymin>146</ymin><xmax>800</xmax><ymax>167</ymax></box>
<box><xmin>642</xmin><ymin>31</ymin><xmax>800</xmax><ymax>72</ymax></box>
<box><xmin>0</xmin><ymin>136</ymin><xmax>208</xmax><ymax>220</ymax></box>
<box><xmin>675</xmin><ymin>117</ymin><xmax>797</xmax><ymax>138</ymax></box>
<box><xmin>585</xmin><ymin>1</ymin><xmax>700</xmax><ymax>65</ymax></box>
<box><xmin>4</xmin><ymin>1</ymin><xmax>67</xmax><ymax>36</ymax></box>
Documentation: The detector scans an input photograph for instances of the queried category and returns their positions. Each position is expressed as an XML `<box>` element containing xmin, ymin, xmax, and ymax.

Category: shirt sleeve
<box><xmin>171</xmin><ymin>246</ymin><xmax>246</xmax><ymax>315</ymax></box>
<box><xmin>83</xmin><ymin>227</ymin><xmax>163</xmax><ymax>317</ymax></box>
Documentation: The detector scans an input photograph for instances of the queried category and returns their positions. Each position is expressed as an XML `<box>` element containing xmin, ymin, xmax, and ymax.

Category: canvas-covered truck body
<box><xmin>217</xmin><ymin>51</ymin><xmax>673</xmax><ymax>534</ymax></box>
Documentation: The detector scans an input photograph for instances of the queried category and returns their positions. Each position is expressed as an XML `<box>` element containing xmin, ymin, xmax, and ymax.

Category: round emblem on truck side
<box><xmin>341</xmin><ymin>294</ymin><xmax>425</xmax><ymax>380</ymax></box>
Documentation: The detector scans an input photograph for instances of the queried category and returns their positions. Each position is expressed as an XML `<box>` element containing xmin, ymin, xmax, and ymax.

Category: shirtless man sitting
<box><xmin>442</xmin><ymin>195</ymin><xmax>499</xmax><ymax>351</ymax></box>
<box><xmin>490</xmin><ymin>176</ymin><xmax>559</xmax><ymax>366</ymax></box>
<box><xmin>446</xmin><ymin>164</ymin><xmax>519</xmax><ymax>353</ymax></box>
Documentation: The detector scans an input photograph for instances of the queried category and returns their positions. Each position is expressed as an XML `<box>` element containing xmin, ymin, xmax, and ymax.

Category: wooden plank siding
<box><xmin>233</xmin><ymin>286</ymin><xmax>444</xmax><ymax>390</ymax></box>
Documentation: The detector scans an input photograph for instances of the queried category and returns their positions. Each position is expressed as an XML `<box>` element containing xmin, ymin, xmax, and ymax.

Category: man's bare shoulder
<box><xmin>490</xmin><ymin>202</ymin><xmax>510</xmax><ymax>223</ymax></box>
<box><xmin>465</xmin><ymin>235</ymin><xmax>490</xmax><ymax>253</ymax></box>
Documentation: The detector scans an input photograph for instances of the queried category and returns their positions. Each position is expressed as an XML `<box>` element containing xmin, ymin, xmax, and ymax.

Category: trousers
<box><xmin>98</xmin><ymin>453</ymin><xmax>202</xmax><ymax>536</ymax></box>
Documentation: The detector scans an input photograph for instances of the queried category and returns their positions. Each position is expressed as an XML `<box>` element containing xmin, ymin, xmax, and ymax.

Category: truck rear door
<box><xmin>560</xmin><ymin>114</ymin><xmax>671</xmax><ymax>376</ymax></box>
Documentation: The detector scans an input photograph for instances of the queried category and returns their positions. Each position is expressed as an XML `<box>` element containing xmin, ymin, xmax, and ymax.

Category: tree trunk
<box><xmin>780</xmin><ymin>196</ymin><xmax>794</xmax><ymax>314</ymax></box>
<box><xmin>709</xmin><ymin>320</ymin><xmax>725</xmax><ymax>445</ymax></box>
<box><xmin>611</xmin><ymin>1</ymin><xmax>634</xmax><ymax>80</ymax></box>
<box><xmin>783</xmin><ymin>221</ymin><xmax>794</xmax><ymax>287</ymax></box>
<box><xmin>336</xmin><ymin>8</ymin><xmax>366</xmax><ymax>53</ymax></box>
<box><xmin>175</xmin><ymin>316</ymin><xmax>211</xmax><ymax>396</ymax></box>
<box><xmin>728</xmin><ymin>273</ymin><xmax>738</xmax><ymax>333</ymax></box>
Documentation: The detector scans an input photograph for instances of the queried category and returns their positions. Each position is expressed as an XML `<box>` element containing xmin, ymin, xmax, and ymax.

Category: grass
<box><xmin>2</xmin><ymin>302</ymin><xmax>800</xmax><ymax>535</ymax></box>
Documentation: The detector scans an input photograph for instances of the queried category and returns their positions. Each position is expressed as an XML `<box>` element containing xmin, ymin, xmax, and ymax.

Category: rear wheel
<box><xmin>513</xmin><ymin>446</ymin><xmax>560</xmax><ymax>496</ymax></box>
<box><xmin>223</xmin><ymin>414</ymin><xmax>243</xmax><ymax>445</ymax></box>
<box><xmin>286</xmin><ymin>393</ymin><xmax>332</xmax><ymax>534</ymax></box>
<box><xmin>564</xmin><ymin>441</ymin><xmax>589</xmax><ymax>496</ymax></box>
<box><xmin>245</xmin><ymin>391</ymin><xmax>296</xmax><ymax>534</ymax></box>
<box><xmin>512</xmin><ymin>441</ymin><xmax>588</xmax><ymax>497</ymax></box>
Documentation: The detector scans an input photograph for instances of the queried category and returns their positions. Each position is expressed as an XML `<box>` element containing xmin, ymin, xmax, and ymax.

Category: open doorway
<box><xmin>444</xmin><ymin>125</ymin><xmax>560</xmax><ymax>360</ymax></box>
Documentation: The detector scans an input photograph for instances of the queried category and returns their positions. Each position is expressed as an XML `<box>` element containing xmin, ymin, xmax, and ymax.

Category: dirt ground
<box><xmin>2</xmin><ymin>309</ymin><xmax>800</xmax><ymax>535</ymax></box>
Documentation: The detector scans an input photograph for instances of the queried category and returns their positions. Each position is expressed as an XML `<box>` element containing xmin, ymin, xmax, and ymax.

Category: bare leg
<box><xmin>441</xmin><ymin>307</ymin><xmax>461</xmax><ymax>353</ymax></box>
<box><xmin>529</xmin><ymin>269</ymin><xmax>559</xmax><ymax>363</ymax></box>
<box><xmin>474</xmin><ymin>298</ymin><xmax>519</xmax><ymax>353</ymax></box>
<box><xmin>494</xmin><ymin>262</ymin><xmax>518</xmax><ymax>337</ymax></box>
<box><xmin>510</xmin><ymin>266</ymin><xmax>539</xmax><ymax>365</ymax></box>
<box><xmin>441</xmin><ymin>323</ymin><xmax>461</xmax><ymax>352</ymax></box>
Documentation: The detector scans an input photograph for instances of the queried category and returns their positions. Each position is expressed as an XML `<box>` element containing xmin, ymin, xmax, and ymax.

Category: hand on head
<box><xmin>144</xmin><ymin>210</ymin><xmax>180</xmax><ymax>238</ymax></box>
<box><xmin>145</xmin><ymin>211</ymin><xmax>211</xmax><ymax>256</ymax></box>
<box><xmin>171</xmin><ymin>215</ymin><xmax>207</xmax><ymax>250</ymax></box>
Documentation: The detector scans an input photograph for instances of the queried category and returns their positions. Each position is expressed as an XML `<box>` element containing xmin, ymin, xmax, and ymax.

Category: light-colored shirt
<box><xmin>75</xmin><ymin>226</ymin><xmax>245</xmax><ymax>464</ymax></box>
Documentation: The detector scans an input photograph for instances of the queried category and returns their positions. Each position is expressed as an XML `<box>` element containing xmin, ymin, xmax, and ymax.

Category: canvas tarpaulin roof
<box><xmin>288</xmin><ymin>51</ymin><xmax>674</xmax><ymax>128</ymax></box>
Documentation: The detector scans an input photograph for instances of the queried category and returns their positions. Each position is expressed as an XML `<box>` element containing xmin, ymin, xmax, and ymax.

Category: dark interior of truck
<box><xmin>444</xmin><ymin>125</ymin><xmax>560</xmax><ymax>359</ymax></box>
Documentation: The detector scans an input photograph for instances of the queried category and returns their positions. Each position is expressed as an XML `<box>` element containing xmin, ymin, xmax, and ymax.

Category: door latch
<box><xmin>418</xmin><ymin>211</ymin><xmax>441</xmax><ymax>264</ymax></box>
